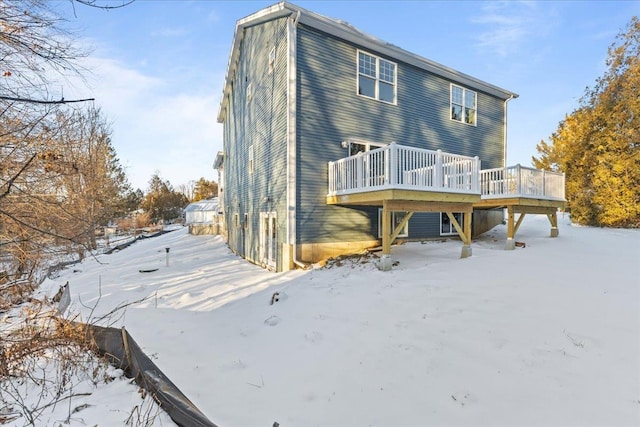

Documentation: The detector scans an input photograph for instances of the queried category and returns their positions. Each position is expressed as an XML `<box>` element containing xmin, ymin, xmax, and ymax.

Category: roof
<box><xmin>217</xmin><ymin>1</ymin><xmax>518</xmax><ymax>122</ymax></box>
<box><xmin>184</xmin><ymin>198</ymin><xmax>220</xmax><ymax>213</ymax></box>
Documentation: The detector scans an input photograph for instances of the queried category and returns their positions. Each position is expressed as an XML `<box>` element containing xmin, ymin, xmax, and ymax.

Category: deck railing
<box><xmin>480</xmin><ymin>164</ymin><xmax>565</xmax><ymax>200</ymax></box>
<box><xmin>327</xmin><ymin>143</ymin><xmax>481</xmax><ymax>196</ymax></box>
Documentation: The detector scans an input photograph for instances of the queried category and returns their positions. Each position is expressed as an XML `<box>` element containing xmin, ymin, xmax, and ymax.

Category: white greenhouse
<box><xmin>184</xmin><ymin>198</ymin><xmax>224</xmax><ymax>235</ymax></box>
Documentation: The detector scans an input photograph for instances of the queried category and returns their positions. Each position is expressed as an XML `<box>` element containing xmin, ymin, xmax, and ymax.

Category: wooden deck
<box><xmin>327</xmin><ymin>144</ymin><xmax>566</xmax><ymax>266</ymax></box>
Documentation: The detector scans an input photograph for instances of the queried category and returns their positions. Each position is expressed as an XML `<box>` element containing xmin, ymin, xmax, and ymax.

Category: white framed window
<box><xmin>450</xmin><ymin>84</ymin><xmax>476</xmax><ymax>125</ymax></box>
<box><xmin>246</xmin><ymin>82</ymin><xmax>253</xmax><ymax>101</ymax></box>
<box><xmin>357</xmin><ymin>50</ymin><xmax>397</xmax><ymax>104</ymax></box>
<box><xmin>259</xmin><ymin>212</ymin><xmax>277</xmax><ymax>270</ymax></box>
<box><xmin>268</xmin><ymin>47</ymin><xmax>276</xmax><ymax>74</ymax></box>
<box><xmin>346</xmin><ymin>139</ymin><xmax>386</xmax><ymax>156</ymax></box>
<box><xmin>234</xmin><ymin>213</ymin><xmax>240</xmax><ymax>229</ymax></box>
<box><xmin>248</xmin><ymin>144</ymin><xmax>254</xmax><ymax>174</ymax></box>
<box><xmin>441</xmin><ymin>212</ymin><xmax>464</xmax><ymax>236</ymax></box>
<box><xmin>244</xmin><ymin>213</ymin><xmax>249</xmax><ymax>230</ymax></box>
<box><xmin>378</xmin><ymin>209</ymin><xmax>409</xmax><ymax>238</ymax></box>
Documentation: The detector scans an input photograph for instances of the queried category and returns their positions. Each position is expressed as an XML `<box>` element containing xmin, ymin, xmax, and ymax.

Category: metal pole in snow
<box><xmin>165</xmin><ymin>247</ymin><xmax>170</xmax><ymax>267</ymax></box>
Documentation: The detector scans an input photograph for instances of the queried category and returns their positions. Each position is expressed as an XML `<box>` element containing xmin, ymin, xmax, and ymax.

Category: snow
<box><xmin>35</xmin><ymin>215</ymin><xmax>640</xmax><ymax>426</ymax></box>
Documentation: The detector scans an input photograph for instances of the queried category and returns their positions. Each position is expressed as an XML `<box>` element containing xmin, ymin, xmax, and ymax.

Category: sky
<box><xmin>24</xmin><ymin>215</ymin><xmax>639</xmax><ymax>425</ymax></box>
<box><xmin>55</xmin><ymin>0</ymin><xmax>640</xmax><ymax>191</ymax></box>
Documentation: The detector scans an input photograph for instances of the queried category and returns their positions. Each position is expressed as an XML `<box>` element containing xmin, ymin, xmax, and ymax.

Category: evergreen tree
<box><xmin>533</xmin><ymin>16</ymin><xmax>640</xmax><ymax>227</ymax></box>
<box><xmin>193</xmin><ymin>177</ymin><xmax>218</xmax><ymax>202</ymax></box>
<box><xmin>141</xmin><ymin>173</ymin><xmax>188</xmax><ymax>223</ymax></box>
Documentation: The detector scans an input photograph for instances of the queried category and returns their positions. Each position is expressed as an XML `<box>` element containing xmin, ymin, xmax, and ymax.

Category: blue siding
<box><xmin>222</xmin><ymin>17</ymin><xmax>289</xmax><ymax>269</ymax></box>
<box><xmin>296</xmin><ymin>25</ymin><xmax>506</xmax><ymax>243</ymax></box>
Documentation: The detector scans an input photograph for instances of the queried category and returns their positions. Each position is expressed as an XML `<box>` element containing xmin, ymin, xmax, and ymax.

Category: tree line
<box><xmin>533</xmin><ymin>16</ymin><xmax>639</xmax><ymax>228</ymax></box>
<box><xmin>0</xmin><ymin>0</ymin><xmax>217</xmax><ymax>281</ymax></box>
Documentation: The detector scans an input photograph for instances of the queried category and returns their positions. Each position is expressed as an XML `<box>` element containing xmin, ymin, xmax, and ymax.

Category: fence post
<box><xmin>516</xmin><ymin>163</ymin><xmax>522</xmax><ymax>195</ymax></box>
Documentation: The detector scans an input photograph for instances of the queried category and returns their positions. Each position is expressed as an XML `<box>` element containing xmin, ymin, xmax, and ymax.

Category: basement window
<box><xmin>377</xmin><ymin>209</ymin><xmax>409</xmax><ymax>238</ymax></box>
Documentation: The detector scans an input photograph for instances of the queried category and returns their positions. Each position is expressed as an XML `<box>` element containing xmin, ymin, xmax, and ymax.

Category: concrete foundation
<box><xmin>379</xmin><ymin>254</ymin><xmax>393</xmax><ymax>271</ymax></box>
<box><xmin>460</xmin><ymin>245</ymin><xmax>472</xmax><ymax>258</ymax></box>
<box><xmin>505</xmin><ymin>238</ymin><xmax>516</xmax><ymax>250</ymax></box>
<box><xmin>550</xmin><ymin>227</ymin><xmax>559</xmax><ymax>237</ymax></box>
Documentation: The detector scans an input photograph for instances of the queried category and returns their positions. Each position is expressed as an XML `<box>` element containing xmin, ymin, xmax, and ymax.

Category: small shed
<box><xmin>184</xmin><ymin>198</ymin><xmax>224</xmax><ymax>235</ymax></box>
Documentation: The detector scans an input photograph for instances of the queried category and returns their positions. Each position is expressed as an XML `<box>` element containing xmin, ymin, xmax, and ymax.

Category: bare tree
<box><xmin>1</xmin><ymin>1</ymin><xmax>132</xmax><ymax>280</ymax></box>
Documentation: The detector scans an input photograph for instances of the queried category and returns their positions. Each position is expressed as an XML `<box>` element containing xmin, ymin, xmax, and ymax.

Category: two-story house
<box><xmin>216</xmin><ymin>2</ymin><xmax>565</xmax><ymax>271</ymax></box>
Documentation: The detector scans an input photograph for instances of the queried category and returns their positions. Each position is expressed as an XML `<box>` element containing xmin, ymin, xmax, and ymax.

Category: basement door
<box><xmin>259</xmin><ymin>212</ymin><xmax>277</xmax><ymax>270</ymax></box>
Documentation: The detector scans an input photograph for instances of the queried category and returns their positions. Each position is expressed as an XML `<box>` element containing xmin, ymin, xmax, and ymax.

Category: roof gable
<box><xmin>217</xmin><ymin>1</ymin><xmax>518</xmax><ymax>122</ymax></box>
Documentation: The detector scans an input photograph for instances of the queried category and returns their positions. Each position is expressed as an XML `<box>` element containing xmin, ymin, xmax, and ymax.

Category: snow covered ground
<box><xmin>36</xmin><ymin>214</ymin><xmax>639</xmax><ymax>426</ymax></box>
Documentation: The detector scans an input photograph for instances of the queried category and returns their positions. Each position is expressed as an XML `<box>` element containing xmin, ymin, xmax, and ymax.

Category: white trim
<box><xmin>503</xmin><ymin>95</ymin><xmax>514</xmax><ymax>168</ymax></box>
<box><xmin>248</xmin><ymin>144</ymin><xmax>254</xmax><ymax>174</ymax></box>
<box><xmin>259</xmin><ymin>211</ymin><xmax>277</xmax><ymax>269</ymax></box>
<box><xmin>286</xmin><ymin>14</ymin><xmax>298</xmax><ymax>248</ymax></box>
<box><xmin>378</xmin><ymin>209</ymin><xmax>409</xmax><ymax>238</ymax></box>
<box><xmin>356</xmin><ymin>49</ymin><xmax>397</xmax><ymax>105</ymax></box>
<box><xmin>449</xmin><ymin>83</ymin><xmax>477</xmax><ymax>127</ymax></box>
<box><xmin>440</xmin><ymin>212</ymin><xmax>464</xmax><ymax>236</ymax></box>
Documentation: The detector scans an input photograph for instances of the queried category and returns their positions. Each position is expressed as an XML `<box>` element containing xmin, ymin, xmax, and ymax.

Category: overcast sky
<box><xmin>58</xmin><ymin>0</ymin><xmax>639</xmax><ymax>191</ymax></box>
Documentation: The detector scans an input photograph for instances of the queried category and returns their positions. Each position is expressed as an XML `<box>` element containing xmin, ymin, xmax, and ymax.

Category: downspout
<box><xmin>502</xmin><ymin>94</ymin><xmax>515</xmax><ymax>223</ymax></box>
<box><xmin>286</xmin><ymin>10</ymin><xmax>308</xmax><ymax>270</ymax></box>
<box><xmin>503</xmin><ymin>94</ymin><xmax>515</xmax><ymax>168</ymax></box>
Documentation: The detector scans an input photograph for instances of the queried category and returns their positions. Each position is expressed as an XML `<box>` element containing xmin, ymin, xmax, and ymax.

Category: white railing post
<box><xmin>473</xmin><ymin>156</ymin><xmax>480</xmax><ymax>193</ymax></box>
<box><xmin>389</xmin><ymin>142</ymin><xmax>397</xmax><ymax>186</ymax></box>
<box><xmin>436</xmin><ymin>149</ymin><xmax>443</xmax><ymax>188</ymax></box>
<box><xmin>542</xmin><ymin>169</ymin><xmax>546</xmax><ymax>197</ymax></box>
<box><xmin>356</xmin><ymin>152</ymin><xmax>363</xmax><ymax>189</ymax></box>
<box><xmin>516</xmin><ymin>163</ymin><xmax>522</xmax><ymax>195</ymax></box>
<box><xmin>328</xmin><ymin>161</ymin><xmax>334</xmax><ymax>194</ymax></box>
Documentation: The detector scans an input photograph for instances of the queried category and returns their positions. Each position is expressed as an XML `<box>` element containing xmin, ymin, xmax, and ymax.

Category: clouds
<box><xmin>67</xmin><ymin>55</ymin><xmax>221</xmax><ymax>191</ymax></box>
<box><xmin>472</xmin><ymin>1</ymin><xmax>554</xmax><ymax>58</ymax></box>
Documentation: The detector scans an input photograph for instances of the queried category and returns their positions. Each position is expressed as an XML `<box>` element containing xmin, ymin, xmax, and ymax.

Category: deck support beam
<box><xmin>506</xmin><ymin>206</ymin><xmax>526</xmax><ymax>250</ymax></box>
<box><xmin>446</xmin><ymin>211</ymin><xmax>472</xmax><ymax>258</ymax></box>
<box><xmin>548</xmin><ymin>212</ymin><xmax>559</xmax><ymax>237</ymax></box>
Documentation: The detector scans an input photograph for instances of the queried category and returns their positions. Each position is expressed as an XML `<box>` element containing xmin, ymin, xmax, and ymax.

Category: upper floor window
<box><xmin>358</xmin><ymin>51</ymin><xmax>396</xmax><ymax>104</ymax></box>
<box><xmin>451</xmin><ymin>84</ymin><xmax>476</xmax><ymax>125</ymax></box>
<box><xmin>248</xmin><ymin>144</ymin><xmax>254</xmax><ymax>174</ymax></box>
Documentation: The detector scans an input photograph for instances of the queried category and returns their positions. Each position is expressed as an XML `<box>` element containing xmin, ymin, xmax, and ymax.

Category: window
<box><xmin>268</xmin><ymin>47</ymin><xmax>275</xmax><ymax>74</ymax></box>
<box><xmin>244</xmin><ymin>213</ymin><xmax>249</xmax><ymax>230</ymax></box>
<box><xmin>347</xmin><ymin>139</ymin><xmax>386</xmax><ymax>156</ymax></box>
<box><xmin>358</xmin><ymin>51</ymin><xmax>397</xmax><ymax>104</ymax></box>
<box><xmin>441</xmin><ymin>212</ymin><xmax>464</xmax><ymax>235</ymax></box>
<box><xmin>246</xmin><ymin>82</ymin><xmax>253</xmax><ymax>101</ymax></box>
<box><xmin>234</xmin><ymin>213</ymin><xmax>240</xmax><ymax>229</ymax></box>
<box><xmin>451</xmin><ymin>84</ymin><xmax>476</xmax><ymax>125</ymax></box>
<box><xmin>248</xmin><ymin>144</ymin><xmax>254</xmax><ymax>174</ymax></box>
<box><xmin>378</xmin><ymin>209</ymin><xmax>409</xmax><ymax>238</ymax></box>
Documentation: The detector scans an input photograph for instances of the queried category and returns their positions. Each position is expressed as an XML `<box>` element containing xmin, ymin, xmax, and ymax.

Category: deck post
<box><xmin>506</xmin><ymin>205</ymin><xmax>516</xmax><ymax>250</ymax></box>
<box><xmin>379</xmin><ymin>201</ymin><xmax>392</xmax><ymax>271</ymax></box>
<box><xmin>548</xmin><ymin>211</ymin><xmax>559</xmax><ymax>237</ymax></box>
<box><xmin>461</xmin><ymin>210</ymin><xmax>472</xmax><ymax>258</ymax></box>
<box><xmin>446</xmin><ymin>211</ymin><xmax>473</xmax><ymax>258</ymax></box>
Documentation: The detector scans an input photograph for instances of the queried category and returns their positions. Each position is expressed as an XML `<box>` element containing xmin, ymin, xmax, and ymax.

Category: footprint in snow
<box><xmin>264</xmin><ymin>315</ymin><xmax>281</xmax><ymax>326</ymax></box>
<box><xmin>304</xmin><ymin>331</ymin><xmax>323</xmax><ymax>343</ymax></box>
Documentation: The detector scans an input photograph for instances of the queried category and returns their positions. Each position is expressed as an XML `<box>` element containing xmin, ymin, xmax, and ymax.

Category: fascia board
<box><xmin>295</xmin><ymin>11</ymin><xmax>518</xmax><ymax>100</ymax></box>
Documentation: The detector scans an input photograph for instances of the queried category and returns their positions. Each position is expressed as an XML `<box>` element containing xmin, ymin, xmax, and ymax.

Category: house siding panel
<box><xmin>296</xmin><ymin>25</ymin><xmax>506</xmax><ymax>244</ymax></box>
<box><xmin>222</xmin><ymin>17</ymin><xmax>289</xmax><ymax>269</ymax></box>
